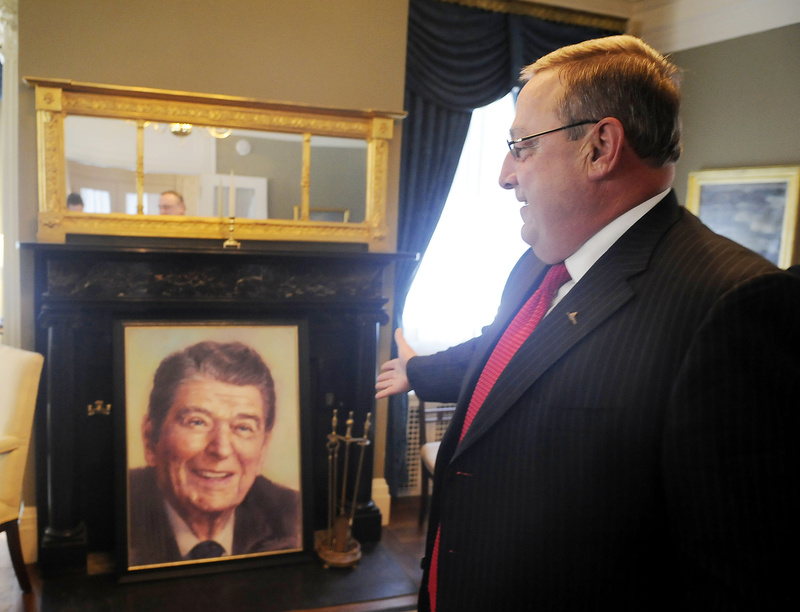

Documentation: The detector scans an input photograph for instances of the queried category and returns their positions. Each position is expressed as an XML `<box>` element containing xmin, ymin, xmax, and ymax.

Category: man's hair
<box><xmin>521</xmin><ymin>34</ymin><xmax>682</xmax><ymax>166</ymax></box>
<box><xmin>67</xmin><ymin>192</ymin><xmax>83</xmax><ymax>206</ymax></box>
<box><xmin>160</xmin><ymin>190</ymin><xmax>184</xmax><ymax>203</ymax></box>
<box><xmin>147</xmin><ymin>341</ymin><xmax>276</xmax><ymax>442</ymax></box>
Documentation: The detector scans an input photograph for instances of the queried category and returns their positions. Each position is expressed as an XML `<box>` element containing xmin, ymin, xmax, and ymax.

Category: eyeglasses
<box><xmin>506</xmin><ymin>120</ymin><xmax>599</xmax><ymax>159</ymax></box>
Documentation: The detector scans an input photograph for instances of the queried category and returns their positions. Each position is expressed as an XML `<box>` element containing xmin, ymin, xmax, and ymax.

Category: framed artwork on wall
<box><xmin>686</xmin><ymin>166</ymin><xmax>800</xmax><ymax>268</ymax></box>
<box><xmin>114</xmin><ymin>320</ymin><xmax>312</xmax><ymax>580</ymax></box>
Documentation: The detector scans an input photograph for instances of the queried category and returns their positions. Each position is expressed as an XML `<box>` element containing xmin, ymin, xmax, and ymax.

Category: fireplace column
<box><xmin>38</xmin><ymin>311</ymin><xmax>87</xmax><ymax>573</ymax></box>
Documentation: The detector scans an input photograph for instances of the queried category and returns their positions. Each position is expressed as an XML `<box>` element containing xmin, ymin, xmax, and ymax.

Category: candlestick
<box><xmin>229</xmin><ymin>170</ymin><xmax>235</xmax><ymax>218</ymax></box>
<box><xmin>218</xmin><ymin>177</ymin><xmax>223</xmax><ymax>218</ymax></box>
<box><xmin>223</xmin><ymin>216</ymin><xmax>241</xmax><ymax>249</ymax></box>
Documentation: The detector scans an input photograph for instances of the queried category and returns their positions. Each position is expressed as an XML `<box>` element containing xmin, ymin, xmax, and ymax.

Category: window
<box><xmin>125</xmin><ymin>192</ymin><xmax>159</xmax><ymax>215</ymax></box>
<box><xmin>402</xmin><ymin>93</ymin><xmax>528</xmax><ymax>356</ymax></box>
<box><xmin>80</xmin><ymin>188</ymin><xmax>112</xmax><ymax>214</ymax></box>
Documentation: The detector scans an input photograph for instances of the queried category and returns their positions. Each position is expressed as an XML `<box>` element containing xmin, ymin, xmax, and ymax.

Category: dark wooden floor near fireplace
<box><xmin>1</xmin><ymin>496</ymin><xmax>426</xmax><ymax>612</ymax></box>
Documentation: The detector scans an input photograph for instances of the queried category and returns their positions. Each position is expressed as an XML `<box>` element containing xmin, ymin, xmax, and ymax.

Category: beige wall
<box><xmin>672</xmin><ymin>22</ymin><xmax>800</xmax><ymax>221</ymax></box>
<box><xmin>19</xmin><ymin>0</ymin><xmax>408</xmax><ymax>105</ymax></box>
<box><xmin>16</xmin><ymin>0</ymin><xmax>409</xmax><ymax>502</ymax></box>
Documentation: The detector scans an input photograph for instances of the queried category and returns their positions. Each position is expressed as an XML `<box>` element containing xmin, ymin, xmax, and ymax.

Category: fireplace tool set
<box><xmin>316</xmin><ymin>409</ymin><xmax>372</xmax><ymax>568</ymax></box>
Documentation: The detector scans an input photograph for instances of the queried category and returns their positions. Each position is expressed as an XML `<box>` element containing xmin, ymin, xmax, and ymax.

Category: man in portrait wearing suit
<box><xmin>128</xmin><ymin>341</ymin><xmax>301</xmax><ymax>566</ymax></box>
<box><xmin>376</xmin><ymin>35</ymin><xmax>799</xmax><ymax>610</ymax></box>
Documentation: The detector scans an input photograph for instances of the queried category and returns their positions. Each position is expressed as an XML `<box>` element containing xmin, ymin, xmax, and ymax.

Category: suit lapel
<box><xmin>450</xmin><ymin>191</ymin><xmax>682</xmax><ymax>459</ymax></box>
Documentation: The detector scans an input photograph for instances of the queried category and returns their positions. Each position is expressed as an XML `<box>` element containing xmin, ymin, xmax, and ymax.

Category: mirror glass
<box><xmin>65</xmin><ymin>116</ymin><xmax>137</xmax><ymax>213</ymax></box>
<box><xmin>65</xmin><ymin>117</ymin><xmax>368</xmax><ymax>221</ymax></box>
<box><xmin>309</xmin><ymin>135</ymin><xmax>367</xmax><ymax>223</ymax></box>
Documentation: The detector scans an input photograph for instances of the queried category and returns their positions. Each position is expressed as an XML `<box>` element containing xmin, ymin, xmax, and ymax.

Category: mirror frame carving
<box><xmin>26</xmin><ymin>77</ymin><xmax>403</xmax><ymax>250</ymax></box>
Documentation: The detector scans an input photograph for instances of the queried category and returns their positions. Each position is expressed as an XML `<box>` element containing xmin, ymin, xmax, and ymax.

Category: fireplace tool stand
<box><xmin>316</xmin><ymin>409</ymin><xmax>372</xmax><ymax>569</ymax></box>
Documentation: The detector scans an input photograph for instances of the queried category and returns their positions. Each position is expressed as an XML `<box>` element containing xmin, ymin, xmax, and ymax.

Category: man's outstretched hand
<box><xmin>375</xmin><ymin>328</ymin><xmax>418</xmax><ymax>399</ymax></box>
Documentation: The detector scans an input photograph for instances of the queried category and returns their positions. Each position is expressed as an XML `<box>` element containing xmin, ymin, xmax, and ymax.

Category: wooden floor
<box><xmin>0</xmin><ymin>496</ymin><xmax>426</xmax><ymax>612</ymax></box>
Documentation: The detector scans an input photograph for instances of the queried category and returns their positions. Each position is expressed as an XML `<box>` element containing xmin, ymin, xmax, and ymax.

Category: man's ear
<box><xmin>142</xmin><ymin>416</ymin><xmax>158</xmax><ymax>466</ymax></box>
<box><xmin>584</xmin><ymin>117</ymin><xmax>625</xmax><ymax>179</ymax></box>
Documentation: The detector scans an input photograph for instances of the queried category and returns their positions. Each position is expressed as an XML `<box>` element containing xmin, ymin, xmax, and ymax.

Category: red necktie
<box><xmin>428</xmin><ymin>262</ymin><xmax>571</xmax><ymax>612</ymax></box>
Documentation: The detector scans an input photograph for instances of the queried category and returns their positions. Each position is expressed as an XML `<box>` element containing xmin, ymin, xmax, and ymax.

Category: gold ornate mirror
<box><xmin>27</xmin><ymin>77</ymin><xmax>403</xmax><ymax>249</ymax></box>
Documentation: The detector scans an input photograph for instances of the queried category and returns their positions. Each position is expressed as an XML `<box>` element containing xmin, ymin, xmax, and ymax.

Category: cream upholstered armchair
<box><xmin>0</xmin><ymin>344</ymin><xmax>44</xmax><ymax>593</ymax></box>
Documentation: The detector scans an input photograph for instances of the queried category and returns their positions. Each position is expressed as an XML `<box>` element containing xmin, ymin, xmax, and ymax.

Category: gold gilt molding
<box><xmin>367</xmin><ymin>138</ymin><xmax>390</xmax><ymax>240</ymax></box>
<box><xmin>436</xmin><ymin>0</ymin><xmax>627</xmax><ymax>33</ymax></box>
<box><xmin>41</xmin><ymin>212</ymin><xmax>377</xmax><ymax>245</ymax></box>
<box><xmin>65</xmin><ymin>93</ymin><xmax>373</xmax><ymax>140</ymax></box>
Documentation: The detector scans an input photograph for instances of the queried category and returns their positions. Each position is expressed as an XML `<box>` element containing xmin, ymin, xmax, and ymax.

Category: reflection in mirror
<box><xmin>65</xmin><ymin>115</ymin><xmax>137</xmax><ymax>214</ymax></box>
<box><xmin>64</xmin><ymin>119</ymin><xmax>368</xmax><ymax>221</ymax></box>
<box><xmin>143</xmin><ymin>121</ymin><xmax>219</xmax><ymax>216</ymax></box>
<box><xmin>215</xmin><ymin>129</ymin><xmax>300</xmax><ymax>220</ymax></box>
<box><xmin>310</xmin><ymin>135</ymin><xmax>367</xmax><ymax>223</ymax></box>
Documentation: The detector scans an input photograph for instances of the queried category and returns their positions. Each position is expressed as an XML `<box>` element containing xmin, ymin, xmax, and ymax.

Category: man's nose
<box><xmin>498</xmin><ymin>152</ymin><xmax>517</xmax><ymax>190</ymax></box>
<box><xmin>206</xmin><ymin>425</ymin><xmax>234</xmax><ymax>457</ymax></box>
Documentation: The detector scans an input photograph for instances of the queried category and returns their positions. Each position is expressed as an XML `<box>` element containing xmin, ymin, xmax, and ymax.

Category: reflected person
<box><xmin>66</xmin><ymin>192</ymin><xmax>84</xmax><ymax>212</ymax></box>
<box><xmin>158</xmin><ymin>190</ymin><xmax>186</xmax><ymax>215</ymax></box>
<box><xmin>128</xmin><ymin>341</ymin><xmax>301</xmax><ymax>566</ymax></box>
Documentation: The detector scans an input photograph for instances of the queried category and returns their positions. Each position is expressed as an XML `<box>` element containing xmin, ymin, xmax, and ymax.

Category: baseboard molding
<box><xmin>372</xmin><ymin>478</ymin><xmax>391</xmax><ymax>525</ymax></box>
<box><xmin>20</xmin><ymin>505</ymin><xmax>37</xmax><ymax>564</ymax></box>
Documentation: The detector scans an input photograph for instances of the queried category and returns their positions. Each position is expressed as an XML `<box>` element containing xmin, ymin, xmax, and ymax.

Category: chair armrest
<box><xmin>421</xmin><ymin>441</ymin><xmax>441</xmax><ymax>473</ymax></box>
<box><xmin>0</xmin><ymin>436</ymin><xmax>23</xmax><ymax>454</ymax></box>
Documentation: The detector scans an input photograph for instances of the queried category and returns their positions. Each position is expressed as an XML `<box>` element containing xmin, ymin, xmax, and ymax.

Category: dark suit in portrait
<box><xmin>128</xmin><ymin>466</ymin><xmax>301</xmax><ymax>566</ymax></box>
<box><xmin>409</xmin><ymin>192</ymin><xmax>800</xmax><ymax>610</ymax></box>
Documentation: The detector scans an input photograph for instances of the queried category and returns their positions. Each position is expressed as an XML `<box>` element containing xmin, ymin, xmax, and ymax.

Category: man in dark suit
<box><xmin>128</xmin><ymin>341</ymin><xmax>301</xmax><ymax>567</ymax></box>
<box><xmin>376</xmin><ymin>35</ymin><xmax>799</xmax><ymax>610</ymax></box>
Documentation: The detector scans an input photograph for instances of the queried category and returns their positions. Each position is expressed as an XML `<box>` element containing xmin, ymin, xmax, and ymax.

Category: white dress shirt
<box><xmin>165</xmin><ymin>500</ymin><xmax>235</xmax><ymax>559</ymax></box>
<box><xmin>551</xmin><ymin>188</ymin><xmax>670</xmax><ymax>310</ymax></box>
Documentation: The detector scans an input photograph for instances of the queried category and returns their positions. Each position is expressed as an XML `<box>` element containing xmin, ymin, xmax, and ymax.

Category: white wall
<box><xmin>633</xmin><ymin>0</ymin><xmax>800</xmax><ymax>52</ymax></box>
<box><xmin>533</xmin><ymin>0</ymin><xmax>800</xmax><ymax>52</ymax></box>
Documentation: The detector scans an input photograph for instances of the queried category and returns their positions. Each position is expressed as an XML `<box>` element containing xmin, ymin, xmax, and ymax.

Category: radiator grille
<box><xmin>397</xmin><ymin>395</ymin><xmax>455</xmax><ymax>497</ymax></box>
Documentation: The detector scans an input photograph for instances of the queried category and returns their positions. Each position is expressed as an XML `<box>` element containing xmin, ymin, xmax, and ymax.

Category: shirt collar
<box><xmin>547</xmin><ymin>189</ymin><xmax>670</xmax><ymax>311</ymax></box>
<box><xmin>165</xmin><ymin>500</ymin><xmax>235</xmax><ymax>559</ymax></box>
<box><xmin>564</xmin><ymin>188</ymin><xmax>670</xmax><ymax>284</ymax></box>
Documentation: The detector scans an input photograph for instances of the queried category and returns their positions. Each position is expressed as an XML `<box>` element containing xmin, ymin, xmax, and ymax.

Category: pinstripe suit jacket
<box><xmin>408</xmin><ymin>191</ymin><xmax>800</xmax><ymax>611</ymax></box>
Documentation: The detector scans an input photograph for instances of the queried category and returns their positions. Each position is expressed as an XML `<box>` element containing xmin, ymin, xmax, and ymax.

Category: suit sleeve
<box><xmin>662</xmin><ymin>272</ymin><xmax>800</xmax><ymax>607</ymax></box>
<box><xmin>406</xmin><ymin>337</ymin><xmax>480</xmax><ymax>403</ymax></box>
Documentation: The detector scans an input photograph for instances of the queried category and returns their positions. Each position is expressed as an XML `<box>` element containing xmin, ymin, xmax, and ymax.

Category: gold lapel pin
<box><xmin>567</xmin><ymin>312</ymin><xmax>578</xmax><ymax>325</ymax></box>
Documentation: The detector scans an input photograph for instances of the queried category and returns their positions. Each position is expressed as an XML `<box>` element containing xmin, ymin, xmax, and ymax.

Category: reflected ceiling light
<box><xmin>208</xmin><ymin>127</ymin><xmax>232</xmax><ymax>139</ymax></box>
<box><xmin>137</xmin><ymin>121</ymin><xmax>233</xmax><ymax>140</ymax></box>
<box><xmin>235</xmin><ymin>139</ymin><xmax>252</xmax><ymax>156</ymax></box>
<box><xmin>170</xmin><ymin>122</ymin><xmax>193</xmax><ymax>136</ymax></box>
<box><xmin>164</xmin><ymin>123</ymin><xmax>231</xmax><ymax>139</ymax></box>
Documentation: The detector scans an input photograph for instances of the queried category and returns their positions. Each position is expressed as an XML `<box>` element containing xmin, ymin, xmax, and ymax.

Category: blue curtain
<box><xmin>385</xmin><ymin>0</ymin><xmax>619</xmax><ymax>495</ymax></box>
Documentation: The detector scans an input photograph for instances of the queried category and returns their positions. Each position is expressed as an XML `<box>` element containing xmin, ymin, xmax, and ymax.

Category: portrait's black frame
<box><xmin>113</xmin><ymin>318</ymin><xmax>314</xmax><ymax>582</ymax></box>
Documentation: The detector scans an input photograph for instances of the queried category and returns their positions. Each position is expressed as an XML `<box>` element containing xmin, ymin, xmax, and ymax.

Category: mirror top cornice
<box><xmin>26</xmin><ymin>77</ymin><xmax>406</xmax><ymax>251</ymax></box>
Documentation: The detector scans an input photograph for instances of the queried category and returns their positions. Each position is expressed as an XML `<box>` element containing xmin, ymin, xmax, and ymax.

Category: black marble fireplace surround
<box><xmin>24</xmin><ymin>240</ymin><xmax>402</xmax><ymax>577</ymax></box>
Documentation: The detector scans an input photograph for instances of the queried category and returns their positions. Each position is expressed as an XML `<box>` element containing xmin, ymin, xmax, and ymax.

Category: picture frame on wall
<box><xmin>686</xmin><ymin>166</ymin><xmax>800</xmax><ymax>268</ymax></box>
<box><xmin>113</xmin><ymin>320</ymin><xmax>312</xmax><ymax>580</ymax></box>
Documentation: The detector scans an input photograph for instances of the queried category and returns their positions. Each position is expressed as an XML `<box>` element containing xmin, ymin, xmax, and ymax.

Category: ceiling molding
<box><xmin>436</xmin><ymin>0</ymin><xmax>627</xmax><ymax>32</ymax></box>
<box><xmin>528</xmin><ymin>0</ymin><xmax>800</xmax><ymax>52</ymax></box>
<box><xmin>631</xmin><ymin>0</ymin><xmax>800</xmax><ymax>53</ymax></box>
